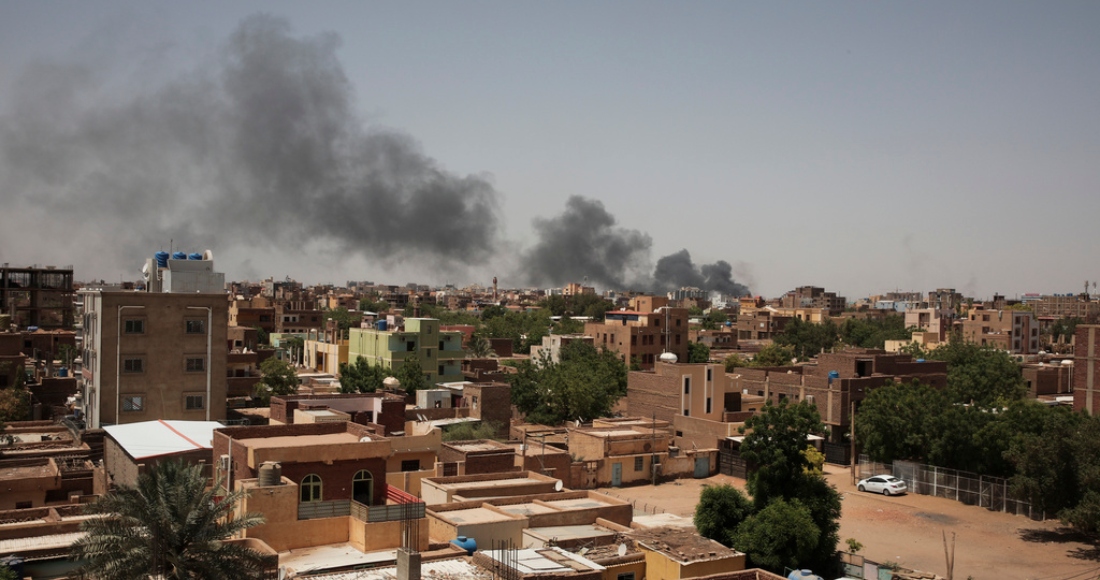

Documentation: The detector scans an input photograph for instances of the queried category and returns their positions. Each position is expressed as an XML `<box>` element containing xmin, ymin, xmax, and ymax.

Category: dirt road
<box><xmin>597</xmin><ymin>466</ymin><xmax>1098</xmax><ymax>579</ymax></box>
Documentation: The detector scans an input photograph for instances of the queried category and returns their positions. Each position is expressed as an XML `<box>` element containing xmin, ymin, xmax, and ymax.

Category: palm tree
<box><xmin>71</xmin><ymin>459</ymin><xmax>269</xmax><ymax>580</ymax></box>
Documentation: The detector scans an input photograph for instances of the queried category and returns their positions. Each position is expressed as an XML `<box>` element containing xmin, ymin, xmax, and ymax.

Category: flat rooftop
<box><xmin>542</xmin><ymin>496</ymin><xmax>617</xmax><ymax>510</ymax></box>
<box><xmin>443</xmin><ymin>477</ymin><xmax>538</xmax><ymax>491</ymax></box>
<box><xmin>0</xmin><ymin>531</ymin><xmax>85</xmax><ymax>557</ymax></box>
<box><xmin>525</xmin><ymin>524</ymin><xmax>617</xmax><ymax>543</ymax></box>
<box><xmin>495</xmin><ymin>502</ymin><xmax>557</xmax><ymax>517</ymax></box>
<box><xmin>438</xmin><ymin>507</ymin><xmax>516</xmax><ymax>525</ymax></box>
<box><xmin>0</xmin><ymin>462</ymin><xmax>57</xmax><ymax>480</ymax></box>
<box><xmin>237</xmin><ymin>432</ymin><xmax>361</xmax><ymax>449</ymax></box>
<box><xmin>303</xmin><ymin>557</ymin><xmax>492</xmax><ymax>580</ymax></box>
<box><xmin>280</xmin><ymin>543</ymin><xmax>396</xmax><ymax>576</ymax></box>
<box><xmin>447</xmin><ymin>441</ymin><xmax>509</xmax><ymax>453</ymax></box>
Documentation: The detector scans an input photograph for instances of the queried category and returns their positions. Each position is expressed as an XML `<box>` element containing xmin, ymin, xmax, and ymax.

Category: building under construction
<box><xmin>0</xmin><ymin>264</ymin><xmax>75</xmax><ymax>329</ymax></box>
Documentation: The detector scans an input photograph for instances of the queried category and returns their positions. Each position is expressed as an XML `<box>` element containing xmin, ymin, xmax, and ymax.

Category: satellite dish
<box><xmin>617</xmin><ymin>543</ymin><xmax>627</xmax><ymax>557</ymax></box>
<box><xmin>554</xmin><ymin>480</ymin><xmax>563</xmax><ymax>492</ymax></box>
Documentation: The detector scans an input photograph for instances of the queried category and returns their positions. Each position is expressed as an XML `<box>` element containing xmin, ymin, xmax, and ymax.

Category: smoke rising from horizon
<box><xmin>520</xmin><ymin>196</ymin><xmax>751</xmax><ymax>296</ymax></box>
<box><xmin>0</xmin><ymin>14</ymin><xmax>751</xmax><ymax>296</ymax></box>
<box><xmin>0</xmin><ymin>15</ymin><xmax>500</xmax><ymax>274</ymax></box>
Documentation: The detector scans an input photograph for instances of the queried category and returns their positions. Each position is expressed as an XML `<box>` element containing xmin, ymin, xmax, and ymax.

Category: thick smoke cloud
<box><xmin>0</xmin><ymin>15</ymin><xmax>499</xmax><ymax>272</ymax></box>
<box><xmin>520</xmin><ymin>196</ymin><xmax>653</xmax><ymax>290</ymax></box>
<box><xmin>522</xmin><ymin>197</ymin><xmax>751</xmax><ymax>297</ymax></box>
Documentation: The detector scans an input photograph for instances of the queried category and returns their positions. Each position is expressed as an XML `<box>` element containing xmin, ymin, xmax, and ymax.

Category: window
<box><xmin>401</xmin><ymin>459</ymin><xmax>421</xmax><ymax>472</ymax></box>
<box><xmin>683</xmin><ymin>377</ymin><xmax>691</xmax><ymax>394</ymax></box>
<box><xmin>684</xmin><ymin>408</ymin><xmax>690</xmax><ymax>417</ymax></box>
<box><xmin>185</xmin><ymin>319</ymin><xmax>205</xmax><ymax>334</ymax></box>
<box><xmin>618</xmin><ymin>573</ymin><xmax>636</xmax><ymax>580</ymax></box>
<box><xmin>675</xmin><ymin>334</ymin><xmax>681</xmax><ymax>345</ymax></box>
<box><xmin>439</xmin><ymin>341</ymin><xmax>445</xmax><ymax>350</ymax></box>
<box><xmin>186</xmin><ymin>357</ymin><xmax>206</xmax><ymax>372</ymax></box>
<box><xmin>634</xmin><ymin>456</ymin><xmax>644</xmax><ymax>471</ymax></box>
<box><xmin>124</xmin><ymin>319</ymin><xmax>144</xmax><ymax>334</ymax></box>
<box><xmin>706</xmin><ymin>397</ymin><xmax>712</xmax><ymax>414</ymax></box>
<box><xmin>185</xmin><ymin>395</ymin><xmax>204</xmax><ymax>410</ymax></box>
<box><xmin>300</xmin><ymin>474</ymin><xmax>322</xmax><ymax>503</ymax></box>
<box><xmin>438</xmin><ymin>365</ymin><xmax>445</xmax><ymax>375</ymax></box>
<box><xmin>406</xmin><ymin>340</ymin><xmax>416</xmax><ymax>352</ymax></box>
<box><xmin>706</xmin><ymin>368</ymin><xmax>712</xmax><ymax>382</ymax></box>
<box><xmin>14</xmin><ymin>501</ymin><xmax>31</xmax><ymax>510</ymax></box>
<box><xmin>122</xmin><ymin>396</ymin><xmax>144</xmax><ymax>412</ymax></box>
<box><xmin>631</xmin><ymin>335</ymin><xmax>637</xmax><ymax>346</ymax></box>
<box><xmin>122</xmin><ymin>358</ymin><xmax>144</xmax><ymax>373</ymax></box>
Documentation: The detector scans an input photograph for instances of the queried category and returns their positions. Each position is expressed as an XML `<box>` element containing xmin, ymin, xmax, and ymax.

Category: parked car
<box><xmin>857</xmin><ymin>475</ymin><xmax>907</xmax><ymax>495</ymax></box>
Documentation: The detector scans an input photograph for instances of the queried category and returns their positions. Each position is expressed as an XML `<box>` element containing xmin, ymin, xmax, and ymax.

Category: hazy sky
<box><xmin>1</xmin><ymin>1</ymin><xmax>1098</xmax><ymax>300</ymax></box>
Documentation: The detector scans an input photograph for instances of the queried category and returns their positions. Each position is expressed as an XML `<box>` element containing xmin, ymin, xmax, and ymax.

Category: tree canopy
<box><xmin>509</xmin><ymin>340</ymin><xmax>627</xmax><ymax>425</ymax></box>
<box><xmin>70</xmin><ymin>459</ymin><xmax>268</xmax><ymax>579</ymax></box>
<box><xmin>732</xmin><ymin>498</ymin><xmax>821</xmax><ymax>573</ymax></box>
<box><xmin>395</xmin><ymin>357</ymin><xmax>427</xmax><ymax>394</ymax></box>
<box><xmin>774</xmin><ymin>318</ymin><xmax>839</xmax><ymax>361</ymax></box>
<box><xmin>339</xmin><ymin>357</ymin><xmax>391</xmax><ymax>394</ymax></box>
<box><xmin>687</xmin><ymin>341</ymin><xmax>711</xmax><ymax>364</ymax></box>
<box><xmin>924</xmin><ymin>340</ymin><xmax>1027</xmax><ymax>405</ymax></box>
<box><xmin>694</xmin><ymin>484</ymin><xmax>753</xmax><ymax>546</ymax></box>
<box><xmin>254</xmin><ymin>357</ymin><xmax>299</xmax><ymax>404</ymax></box>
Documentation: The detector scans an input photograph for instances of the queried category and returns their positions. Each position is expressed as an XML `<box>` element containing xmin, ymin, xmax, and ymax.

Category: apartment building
<box><xmin>780</xmin><ymin>286</ymin><xmax>846</xmax><ymax>316</ymax></box>
<box><xmin>955</xmin><ymin>305</ymin><xmax>1039</xmax><ymax>354</ymax></box>
<box><xmin>79</xmin><ymin>253</ymin><xmax>227</xmax><ymax>428</ymax></box>
<box><xmin>348</xmin><ymin>318</ymin><xmax>465</xmax><ymax>386</ymax></box>
<box><xmin>584</xmin><ymin>296</ymin><xmax>688</xmax><ymax>370</ymax></box>
<box><xmin>1075</xmin><ymin>324</ymin><xmax>1100</xmax><ymax>415</ymax></box>
<box><xmin>0</xmin><ymin>265</ymin><xmax>75</xmax><ymax>329</ymax></box>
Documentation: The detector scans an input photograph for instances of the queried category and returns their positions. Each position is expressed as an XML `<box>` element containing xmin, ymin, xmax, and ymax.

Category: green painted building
<box><xmin>348</xmin><ymin>318</ymin><xmax>466</xmax><ymax>386</ymax></box>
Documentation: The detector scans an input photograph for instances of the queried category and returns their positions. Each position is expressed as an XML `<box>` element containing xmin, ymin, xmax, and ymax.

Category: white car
<box><xmin>857</xmin><ymin>475</ymin><xmax>907</xmax><ymax>496</ymax></box>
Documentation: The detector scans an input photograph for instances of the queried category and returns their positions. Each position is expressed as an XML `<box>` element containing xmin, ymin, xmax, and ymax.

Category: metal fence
<box><xmin>298</xmin><ymin>499</ymin><xmax>351</xmax><ymax>520</ymax></box>
<box><xmin>857</xmin><ymin>455</ymin><xmax>1046</xmax><ymax>520</ymax></box>
<box><xmin>350</xmin><ymin>500</ymin><xmax>425</xmax><ymax>523</ymax></box>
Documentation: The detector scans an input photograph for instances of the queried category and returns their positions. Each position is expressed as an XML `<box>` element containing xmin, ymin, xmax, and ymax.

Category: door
<box><xmin>694</xmin><ymin>456</ymin><xmax>709</xmax><ymax>478</ymax></box>
<box><xmin>353</xmin><ymin>470</ymin><xmax>373</xmax><ymax>505</ymax></box>
<box><xmin>611</xmin><ymin>462</ymin><xmax>622</xmax><ymax>487</ymax></box>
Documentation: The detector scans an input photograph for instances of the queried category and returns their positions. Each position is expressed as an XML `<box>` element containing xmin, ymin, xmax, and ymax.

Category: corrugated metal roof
<box><xmin>104</xmin><ymin>420</ymin><xmax>222</xmax><ymax>460</ymax></box>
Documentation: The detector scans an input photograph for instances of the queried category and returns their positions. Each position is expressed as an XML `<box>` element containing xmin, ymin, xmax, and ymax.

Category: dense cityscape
<box><xmin>1</xmin><ymin>257</ymin><xmax>1099</xmax><ymax>578</ymax></box>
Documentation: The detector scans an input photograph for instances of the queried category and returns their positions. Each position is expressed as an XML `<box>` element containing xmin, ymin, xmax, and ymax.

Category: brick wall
<box><xmin>626</xmin><ymin>372</ymin><xmax>679</xmax><ymax>423</ymax></box>
<box><xmin>1075</xmin><ymin>325</ymin><xmax>1100</xmax><ymax>415</ymax></box>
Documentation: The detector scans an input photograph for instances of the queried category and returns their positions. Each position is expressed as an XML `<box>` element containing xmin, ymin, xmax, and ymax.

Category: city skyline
<box><xmin>1</xmin><ymin>1</ymin><xmax>1098</xmax><ymax>299</ymax></box>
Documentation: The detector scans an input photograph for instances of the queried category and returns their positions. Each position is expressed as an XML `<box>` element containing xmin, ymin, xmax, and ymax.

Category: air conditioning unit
<box><xmin>219</xmin><ymin>454</ymin><xmax>230</xmax><ymax>473</ymax></box>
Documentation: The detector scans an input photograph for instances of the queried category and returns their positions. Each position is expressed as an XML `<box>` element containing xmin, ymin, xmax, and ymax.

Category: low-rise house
<box><xmin>102</xmin><ymin>419</ymin><xmax>222</xmax><ymax>488</ymax></box>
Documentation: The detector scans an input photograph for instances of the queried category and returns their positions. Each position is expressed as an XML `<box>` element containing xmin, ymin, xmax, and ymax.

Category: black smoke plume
<box><xmin>521</xmin><ymin>197</ymin><xmax>751</xmax><ymax>297</ymax></box>
<box><xmin>0</xmin><ymin>15</ymin><xmax>499</xmax><ymax>273</ymax></box>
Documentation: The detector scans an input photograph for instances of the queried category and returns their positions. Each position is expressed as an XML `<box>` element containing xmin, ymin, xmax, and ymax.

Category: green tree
<box><xmin>323</xmin><ymin>307</ymin><xmax>359</xmax><ymax>339</ymax></box>
<box><xmin>0</xmin><ymin>387</ymin><xmax>29</xmax><ymax>424</ymax></box>
<box><xmin>693</xmin><ymin>484</ymin><xmax>753</xmax><ymax>547</ymax></box>
<box><xmin>254</xmin><ymin>326</ymin><xmax>269</xmax><ymax>346</ymax></box>
<box><xmin>1007</xmin><ymin>407</ymin><xmax>1089</xmax><ymax>517</ymax></box>
<box><xmin>856</xmin><ymin>380</ymin><xmax>946</xmax><ymax>464</ymax></box>
<box><xmin>253</xmin><ymin>358</ymin><xmax>299</xmax><ymax>404</ymax></box>
<box><xmin>926</xmin><ymin>340</ymin><xmax>1026</xmax><ymax>405</ymax></box>
<box><xmin>509</xmin><ymin>340</ymin><xmax>627</xmax><ymax>425</ymax></box>
<box><xmin>839</xmin><ymin>315</ymin><xmax>913</xmax><ymax>349</ymax></box>
<box><xmin>723</xmin><ymin>353</ymin><xmax>748</xmax><ymax>373</ymax></box>
<box><xmin>687</xmin><ymin>341</ymin><xmax>711</xmax><ymax>363</ymax></box>
<box><xmin>739</xmin><ymin>398</ymin><xmax>825</xmax><ymax>506</ymax></box>
<box><xmin>774</xmin><ymin>318</ymin><xmax>839</xmax><ymax>361</ymax></box>
<box><xmin>339</xmin><ymin>357</ymin><xmax>391</xmax><ymax>394</ymax></box>
<box><xmin>360</xmin><ymin>296</ymin><xmax>389</xmax><ymax>313</ymax></box>
<box><xmin>732</xmin><ymin>498</ymin><xmax>820</xmax><ymax>573</ymax></box>
<box><xmin>395</xmin><ymin>357</ymin><xmax>427</xmax><ymax>394</ymax></box>
<box><xmin>0</xmin><ymin>564</ymin><xmax>17</xmax><ymax>580</ymax></box>
<box><xmin>70</xmin><ymin>459</ymin><xmax>268</xmax><ymax>580</ymax></box>
<box><xmin>750</xmin><ymin>344</ymin><xmax>796</xmax><ymax>367</ymax></box>
<box><xmin>702</xmin><ymin>309</ymin><xmax>730</xmax><ymax>331</ymax></box>
<box><xmin>468</xmin><ymin>332</ymin><xmax>495</xmax><ymax>358</ymax></box>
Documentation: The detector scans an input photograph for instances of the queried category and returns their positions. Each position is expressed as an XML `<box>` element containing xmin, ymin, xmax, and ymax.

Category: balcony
<box><xmin>298</xmin><ymin>485</ymin><xmax>425</xmax><ymax>522</ymax></box>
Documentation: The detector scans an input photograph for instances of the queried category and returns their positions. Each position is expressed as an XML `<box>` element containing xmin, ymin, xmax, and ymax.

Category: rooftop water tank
<box><xmin>659</xmin><ymin>351</ymin><xmax>678</xmax><ymax>364</ymax></box>
<box><xmin>58</xmin><ymin>367</ymin><xmax>68</xmax><ymax>378</ymax></box>
<box><xmin>188</xmin><ymin>252</ymin><xmax>203</xmax><ymax>260</ymax></box>
<box><xmin>451</xmin><ymin>536</ymin><xmax>477</xmax><ymax>555</ymax></box>
<box><xmin>154</xmin><ymin>251</ymin><xmax>170</xmax><ymax>268</ymax></box>
<box><xmin>376</xmin><ymin>320</ymin><xmax>388</xmax><ymax>331</ymax></box>
<box><xmin>828</xmin><ymin>370</ymin><xmax>840</xmax><ymax>381</ymax></box>
<box><xmin>258</xmin><ymin>462</ymin><xmax>282</xmax><ymax>487</ymax></box>
<box><xmin>171</xmin><ymin>251</ymin><xmax>187</xmax><ymax>260</ymax></box>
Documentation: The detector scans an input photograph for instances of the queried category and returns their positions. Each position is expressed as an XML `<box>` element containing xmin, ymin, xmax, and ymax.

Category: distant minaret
<box><xmin>493</xmin><ymin>276</ymin><xmax>498</xmax><ymax>302</ymax></box>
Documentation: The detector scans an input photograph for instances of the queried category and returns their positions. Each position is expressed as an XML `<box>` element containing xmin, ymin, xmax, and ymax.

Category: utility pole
<box><xmin>942</xmin><ymin>530</ymin><xmax>956</xmax><ymax>580</ymax></box>
<box><xmin>850</xmin><ymin>400</ymin><xmax>857</xmax><ymax>484</ymax></box>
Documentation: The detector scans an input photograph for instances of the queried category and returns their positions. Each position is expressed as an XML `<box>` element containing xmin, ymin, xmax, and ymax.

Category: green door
<box><xmin>611</xmin><ymin>462</ymin><xmax>622</xmax><ymax>487</ymax></box>
<box><xmin>694</xmin><ymin>456</ymin><xmax>709</xmax><ymax>478</ymax></box>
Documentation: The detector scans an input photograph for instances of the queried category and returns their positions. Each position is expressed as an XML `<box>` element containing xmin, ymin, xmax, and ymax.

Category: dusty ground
<box><xmin>597</xmin><ymin>465</ymin><xmax>1100</xmax><ymax>580</ymax></box>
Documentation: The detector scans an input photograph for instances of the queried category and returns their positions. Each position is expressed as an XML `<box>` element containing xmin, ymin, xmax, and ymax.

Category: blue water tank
<box><xmin>154</xmin><ymin>251</ymin><xmax>170</xmax><ymax>268</ymax></box>
<box><xmin>171</xmin><ymin>251</ymin><xmax>187</xmax><ymax>260</ymax></box>
<box><xmin>376</xmin><ymin>320</ymin><xmax>388</xmax><ymax>331</ymax></box>
<box><xmin>828</xmin><ymin>370</ymin><xmax>840</xmax><ymax>380</ymax></box>
<box><xmin>451</xmin><ymin>536</ymin><xmax>477</xmax><ymax>555</ymax></box>
<box><xmin>917</xmin><ymin>359</ymin><xmax>925</xmax><ymax>363</ymax></box>
<box><xmin>787</xmin><ymin>570</ymin><xmax>822</xmax><ymax>580</ymax></box>
<box><xmin>188</xmin><ymin>252</ymin><xmax>203</xmax><ymax>260</ymax></box>
<box><xmin>58</xmin><ymin>367</ymin><xmax>68</xmax><ymax>377</ymax></box>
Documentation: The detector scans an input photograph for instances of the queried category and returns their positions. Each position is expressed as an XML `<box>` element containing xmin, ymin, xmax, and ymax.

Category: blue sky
<box><xmin>1</xmin><ymin>1</ymin><xmax>1097</xmax><ymax>299</ymax></box>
